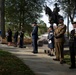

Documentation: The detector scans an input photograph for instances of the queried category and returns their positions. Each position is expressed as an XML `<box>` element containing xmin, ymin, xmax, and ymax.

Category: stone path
<box><xmin>0</xmin><ymin>44</ymin><xmax>76</xmax><ymax>75</ymax></box>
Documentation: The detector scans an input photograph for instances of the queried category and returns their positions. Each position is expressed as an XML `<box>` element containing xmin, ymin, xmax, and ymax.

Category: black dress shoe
<box><xmin>48</xmin><ymin>54</ymin><xmax>54</xmax><ymax>56</ymax></box>
<box><xmin>53</xmin><ymin>58</ymin><xmax>60</xmax><ymax>61</ymax></box>
<box><xmin>69</xmin><ymin>66</ymin><xmax>76</xmax><ymax>69</ymax></box>
<box><xmin>32</xmin><ymin>52</ymin><xmax>38</xmax><ymax>54</ymax></box>
<box><xmin>44</xmin><ymin>50</ymin><xmax>46</xmax><ymax>53</ymax></box>
<box><xmin>51</xmin><ymin>54</ymin><xmax>54</xmax><ymax>56</ymax></box>
<box><xmin>48</xmin><ymin>54</ymin><xmax>52</xmax><ymax>56</ymax></box>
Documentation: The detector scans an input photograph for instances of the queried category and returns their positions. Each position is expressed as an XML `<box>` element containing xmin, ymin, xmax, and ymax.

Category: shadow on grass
<box><xmin>0</xmin><ymin>49</ymin><xmax>36</xmax><ymax>75</ymax></box>
<box><xmin>64</xmin><ymin>49</ymin><xmax>76</xmax><ymax>65</ymax></box>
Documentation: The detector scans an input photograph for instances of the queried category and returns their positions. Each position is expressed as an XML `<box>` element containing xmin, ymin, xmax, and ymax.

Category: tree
<box><xmin>38</xmin><ymin>20</ymin><xmax>47</xmax><ymax>35</ymax></box>
<box><xmin>5</xmin><ymin>0</ymin><xmax>45</xmax><ymax>31</ymax></box>
<box><xmin>54</xmin><ymin>0</ymin><xmax>76</xmax><ymax>37</ymax></box>
<box><xmin>0</xmin><ymin>0</ymin><xmax>5</xmax><ymax>38</ymax></box>
<box><xmin>56</xmin><ymin>0</ymin><xmax>76</xmax><ymax>22</ymax></box>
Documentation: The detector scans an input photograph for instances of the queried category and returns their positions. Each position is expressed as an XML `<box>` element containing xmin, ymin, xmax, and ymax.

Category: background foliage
<box><xmin>5</xmin><ymin>0</ymin><xmax>46</xmax><ymax>35</ymax></box>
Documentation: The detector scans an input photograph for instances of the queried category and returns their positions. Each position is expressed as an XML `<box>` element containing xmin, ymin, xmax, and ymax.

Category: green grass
<box><xmin>64</xmin><ymin>54</ymin><xmax>76</xmax><ymax>65</ymax></box>
<box><xmin>64</xmin><ymin>55</ymin><xmax>71</xmax><ymax>65</ymax></box>
<box><xmin>0</xmin><ymin>50</ymin><xmax>35</xmax><ymax>75</ymax></box>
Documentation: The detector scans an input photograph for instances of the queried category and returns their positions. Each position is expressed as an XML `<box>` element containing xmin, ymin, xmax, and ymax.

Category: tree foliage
<box><xmin>55</xmin><ymin>0</ymin><xmax>76</xmax><ymax>23</ymax></box>
<box><xmin>38</xmin><ymin>20</ymin><xmax>47</xmax><ymax>35</ymax></box>
<box><xmin>0</xmin><ymin>0</ymin><xmax>5</xmax><ymax>38</ymax></box>
<box><xmin>5</xmin><ymin>0</ymin><xmax>45</xmax><ymax>31</ymax></box>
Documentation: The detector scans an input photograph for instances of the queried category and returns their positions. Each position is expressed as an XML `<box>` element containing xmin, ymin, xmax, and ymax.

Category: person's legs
<box><xmin>8</xmin><ymin>42</ymin><xmax>10</xmax><ymax>46</ymax></box>
<box><xmin>32</xmin><ymin>38</ymin><xmax>38</xmax><ymax>53</ymax></box>
<box><xmin>14</xmin><ymin>38</ymin><xmax>18</xmax><ymax>47</ymax></box>
<box><xmin>69</xmin><ymin>46</ymin><xmax>75</xmax><ymax>68</ymax></box>
<box><xmin>58</xmin><ymin>42</ymin><xmax>65</xmax><ymax>64</ymax></box>
<box><xmin>53</xmin><ymin>42</ymin><xmax>60</xmax><ymax>61</ymax></box>
<box><xmin>48</xmin><ymin>48</ymin><xmax>52</xmax><ymax>56</ymax></box>
<box><xmin>34</xmin><ymin>38</ymin><xmax>38</xmax><ymax>52</ymax></box>
<box><xmin>51</xmin><ymin>48</ymin><xmax>55</xmax><ymax>56</ymax></box>
<box><xmin>19</xmin><ymin>38</ymin><xmax>23</xmax><ymax>48</ymax></box>
<box><xmin>55</xmin><ymin>42</ymin><xmax>60</xmax><ymax>59</ymax></box>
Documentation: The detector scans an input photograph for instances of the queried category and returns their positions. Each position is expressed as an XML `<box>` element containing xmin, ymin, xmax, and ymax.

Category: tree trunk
<box><xmin>19</xmin><ymin>11</ymin><xmax>21</xmax><ymax>30</ymax></box>
<box><xmin>67</xmin><ymin>15</ymin><xmax>69</xmax><ymax>38</ymax></box>
<box><xmin>1</xmin><ymin>0</ymin><xmax>5</xmax><ymax>38</ymax></box>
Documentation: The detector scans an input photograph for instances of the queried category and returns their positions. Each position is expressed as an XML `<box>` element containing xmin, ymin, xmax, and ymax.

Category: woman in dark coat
<box><xmin>48</xmin><ymin>26</ymin><xmax>55</xmax><ymax>56</ymax></box>
<box><xmin>7</xmin><ymin>28</ymin><xmax>12</xmax><ymax>46</ymax></box>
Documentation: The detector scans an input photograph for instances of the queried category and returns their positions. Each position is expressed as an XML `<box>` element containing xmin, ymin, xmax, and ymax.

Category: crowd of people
<box><xmin>5</xmin><ymin>18</ymin><xmax>76</xmax><ymax>69</ymax></box>
<box><xmin>6</xmin><ymin>28</ymin><xmax>24</xmax><ymax>48</ymax></box>
<box><xmin>31</xmin><ymin>19</ymin><xmax>76</xmax><ymax>69</ymax></box>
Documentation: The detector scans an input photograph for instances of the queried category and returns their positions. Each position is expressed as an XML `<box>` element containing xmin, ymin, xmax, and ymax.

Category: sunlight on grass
<box><xmin>64</xmin><ymin>55</ymin><xmax>71</xmax><ymax>65</ymax></box>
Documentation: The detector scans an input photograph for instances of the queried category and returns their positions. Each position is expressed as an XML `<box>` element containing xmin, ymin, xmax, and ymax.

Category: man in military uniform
<box><xmin>32</xmin><ymin>22</ymin><xmax>38</xmax><ymax>53</ymax></box>
<box><xmin>69</xmin><ymin>22</ymin><xmax>76</xmax><ymax>69</ymax></box>
<box><xmin>54</xmin><ymin>18</ymin><xmax>66</xmax><ymax>64</ymax></box>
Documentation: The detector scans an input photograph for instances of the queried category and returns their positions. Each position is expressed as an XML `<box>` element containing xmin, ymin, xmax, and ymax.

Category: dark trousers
<box><xmin>69</xmin><ymin>44</ymin><xmax>75</xmax><ymax>67</ymax></box>
<box><xmin>14</xmin><ymin>38</ymin><xmax>18</xmax><ymax>47</ymax></box>
<box><xmin>32</xmin><ymin>38</ymin><xmax>38</xmax><ymax>53</ymax></box>
<box><xmin>19</xmin><ymin>38</ymin><xmax>23</xmax><ymax>48</ymax></box>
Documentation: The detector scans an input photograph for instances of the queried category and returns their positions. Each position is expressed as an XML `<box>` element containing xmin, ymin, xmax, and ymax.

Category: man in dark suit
<box><xmin>69</xmin><ymin>22</ymin><xmax>76</xmax><ymax>69</ymax></box>
<box><xmin>32</xmin><ymin>22</ymin><xmax>38</xmax><ymax>53</ymax></box>
<box><xmin>54</xmin><ymin>18</ymin><xmax>66</xmax><ymax>64</ymax></box>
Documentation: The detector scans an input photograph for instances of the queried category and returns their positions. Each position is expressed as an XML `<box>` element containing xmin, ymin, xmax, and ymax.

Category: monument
<box><xmin>45</xmin><ymin>3</ymin><xmax>63</xmax><ymax>26</ymax></box>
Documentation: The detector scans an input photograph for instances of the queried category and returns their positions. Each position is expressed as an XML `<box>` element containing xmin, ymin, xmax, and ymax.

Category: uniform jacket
<box><xmin>54</xmin><ymin>24</ymin><xmax>66</xmax><ymax>42</ymax></box>
<box><xmin>32</xmin><ymin>26</ymin><xmax>38</xmax><ymax>39</ymax></box>
<box><xmin>69</xmin><ymin>29</ymin><xmax>76</xmax><ymax>47</ymax></box>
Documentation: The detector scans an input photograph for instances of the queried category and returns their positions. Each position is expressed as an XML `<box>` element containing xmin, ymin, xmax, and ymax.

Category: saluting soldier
<box><xmin>69</xmin><ymin>22</ymin><xmax>76</xmax><ymax>69</ymax></box>
<box><xmin>53</xmin><ymin>18</ymin><xmax>66</xmax><ymax>64</ymax></box>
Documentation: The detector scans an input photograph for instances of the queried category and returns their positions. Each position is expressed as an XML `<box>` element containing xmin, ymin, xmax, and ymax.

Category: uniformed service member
<box><xmin>54</xmin><ymin>18</ymin><xmax>66</xmax><ymax>64</ymax></box>
<box><xmin>32</xmin><ymin>22</ymin><xmax>38</xmax><ymax>53</ymax></box>
<box><xmin>69</xmin><ymin>22</ymin><xmax>76</xmax><ymax>69</ymax></box>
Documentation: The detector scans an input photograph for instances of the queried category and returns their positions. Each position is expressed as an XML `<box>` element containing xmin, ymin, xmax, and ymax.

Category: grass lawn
<box><xmin>64</xmin><ymin>55</ymin><xmax>71</xmax><ymax>65</ymax></box>
<box><xmin>64</xmin><ymin>54</ymin><xmax>76</xmax><ymax>65</ymax></box>
<box><xmin>0</xmin><ymin>49</ymin><xmax>35</xmax><ymax>75</ymax></box>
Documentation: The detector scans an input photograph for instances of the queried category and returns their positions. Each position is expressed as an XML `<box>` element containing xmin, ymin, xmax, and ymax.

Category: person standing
<box><xmin>54</xmin><ymin>18</ymin><xmax>66</xmax><ymax>64</ymax></box>
<box><xmin>13</xmin><ymin>30</ymin><xmax>19</xmax><ymax>47</ymax></box>
<box><xmin>32</xmin><ymin>22</ymin><xmax>38</xmax><ymax>53</ymax></box>
<box><xmin>19</xmin><ymin>30</ymin><xmax>24</xmax><ymax>48</ymax></box>
<box><xmin>7</xmin><ymin>28</ymin><xmax>12</xmax><ymax>46</ymax></box>
<box><xmin>47</xmin><ymin>26</ymin><xmax>55</xmax><ymax>56</ymax></box>
<box><xmin>69</xmin><ymin>22</ymin><xmax>76</xmax><ymax>69</ymax></box>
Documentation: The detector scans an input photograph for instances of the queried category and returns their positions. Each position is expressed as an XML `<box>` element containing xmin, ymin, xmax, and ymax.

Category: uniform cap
<box><xmin>72</xmin><ymin>21</ymin><xmax>76</xmax><ymax>24</ymax></box>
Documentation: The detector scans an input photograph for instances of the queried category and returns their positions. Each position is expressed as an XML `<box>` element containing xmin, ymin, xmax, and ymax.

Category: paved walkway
<box><xmin>0</xmin><ymin>44</ymin><xmax>76</xmax><ymax>75</ymax></box>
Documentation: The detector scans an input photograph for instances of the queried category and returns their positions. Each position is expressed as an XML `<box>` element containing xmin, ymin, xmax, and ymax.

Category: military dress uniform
<box><xmin>69</xmin><ymin>29</ymin><xmax>76</xmax><ymax>68</ymax></box>
<box><xmin>54</xmin><ymin>24</ymin><xmax>66</xmax><ymax>63</ymax></box>
<box><xmin>32</xmin><ymin>25</ymin><xmax>38</xmax><ymax>53</ymax></box>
